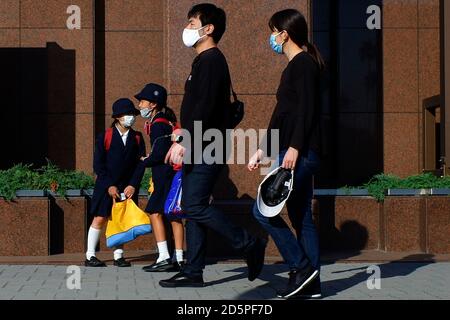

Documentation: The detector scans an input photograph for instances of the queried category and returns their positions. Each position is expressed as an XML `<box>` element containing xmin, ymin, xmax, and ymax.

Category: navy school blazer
<box><xmin>134</xmin><ymin>113</ymin><xmax>174</xmax><ymax>179</ymax></box>
<box><xmin>93</xmin><ymin>127</ymin><xmax>146</xmax><ymax>192</ymax></box>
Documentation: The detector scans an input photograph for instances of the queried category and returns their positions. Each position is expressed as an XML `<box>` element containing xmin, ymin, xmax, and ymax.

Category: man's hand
<box><xmin>124</xmin><ymin>186</ymin><xmax>136</xmax><ymax>199</ymax></box>
<box><xmin>282</xmin><ymin>147</ymin><xmax>299</xmax><ymax>170</ymax></box>
<box><xmin>108</xmin><ymin>186</ymin><xmax>120</xmax><ymax>199</ymax></box>
<box><xmin>165</xmin><ymin>143</ymin><xmax>186</xmax><ymax>165</ymax></box>
<box><xmin>248</xmin><ymin>149</ymin><xmax>264</xmax><ymax>172</ymax></box>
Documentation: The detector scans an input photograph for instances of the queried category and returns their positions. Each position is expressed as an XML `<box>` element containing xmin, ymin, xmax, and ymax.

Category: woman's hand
<box><xmin>282</xmin><ymin>147</ymin><xmax>299</xmax><ymax>170</ymax></box>
<box><xmin>248</xmin><ymin>149</ymin><xmax>264</xmax><ymax>172</ymax></box>
<box><xmin>140</xmin><ymin>154</ymin><xmax>149</xmax><ymax>161</ymax></box>
<box><xmin>124</xmin><ymin>186</ymin><xmax>136</xmax><ymax>199</ymax></box>
<box><xmin>108</xmin><ymin>186</ymin><xmax>120</xmax><ymax>199</ymax></box>
<box><xmin>165</xmin><ymin>143</ymin><xmax>186</xmax><ymax>165</ymax></box>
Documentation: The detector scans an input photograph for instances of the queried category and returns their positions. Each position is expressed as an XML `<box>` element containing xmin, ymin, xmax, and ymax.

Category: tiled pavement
<box><xmin>0</xmin><ymin>262</ymin><xmax>449</xmax><ymax>300</ymax></box>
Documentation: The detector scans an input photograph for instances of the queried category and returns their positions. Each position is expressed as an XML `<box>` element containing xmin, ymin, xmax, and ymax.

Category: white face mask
<box><xmin>140</xmin><ymin>107</ymin><xmax>153</xmax><ymax>119</ymax></box>
<box><xmin>182</xmin><ymin>26</ymin><xmax>207</xmax><ymax>48</ymax></box>
<box><xmin>120</xmin><ymin>115</ymin><xmax>136</xmax><ymax>128</ymax></box>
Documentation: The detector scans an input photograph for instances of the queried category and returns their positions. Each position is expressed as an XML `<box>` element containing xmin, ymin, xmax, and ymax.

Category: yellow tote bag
<box><xmin>105</xmin><ymin>199</ymin><xmax>152</xmax><ymax>248</ymax></box>
<box><xmin>148</xmin><ymin>176</ymin><xmax>154</xmax><ymax>194</ymax></box>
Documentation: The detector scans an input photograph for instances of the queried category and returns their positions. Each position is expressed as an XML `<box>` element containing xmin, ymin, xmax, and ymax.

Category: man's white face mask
<box><xmin>182</xmin><ymin>26</ymin><xmax>207</xmax><ymax>47</ymax></box>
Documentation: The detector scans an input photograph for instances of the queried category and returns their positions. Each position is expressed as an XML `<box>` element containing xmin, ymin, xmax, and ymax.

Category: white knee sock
<box><xmin>173</xmin><ymin>249</ymin><xmax>184</xmax><ymax>263</ymax></box>
<box><xmin>156</xmin><ymin>241</ymin><xmax>170</xmax><ymax>263</ymax></box>
<box><xmin>86</xmin><ymin>227</ymin><xmax>101</xmax><ymax>260</ymax></box>
<box><xmin>114</xmin><ymin>247</ymin><xmax>124</xmax><ymax>260</ymax></box>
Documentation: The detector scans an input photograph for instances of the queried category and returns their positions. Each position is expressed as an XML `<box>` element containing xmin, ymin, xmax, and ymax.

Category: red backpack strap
<box><xmin>144</xmin><ymin>121</ymin><xmax>151</xmax><ymax>136</ymax></box>
<box><xmin>173</xmin><ymin>122</ymin><xmax>181</xmax><ymax>130</ymax></box>
<box><xmin>104</xmin><ymin>128</ymin><xmax>114</xmax><ymax>152</ymax></box>
<box><xmin>152</xmin><ymin>118</ymin><xmax>172</xmax><ymax>126</ymax></box>
<box><xmin>135</xmin><ymin>132</ymin><xmax>141</xmax><ymax>145</ymax></box>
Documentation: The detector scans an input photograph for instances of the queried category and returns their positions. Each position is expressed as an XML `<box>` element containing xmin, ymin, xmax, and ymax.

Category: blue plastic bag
<box><xmin>164</xmin><ymin>170</ymin><xmax>186</xmax><ymax>219</ymax></box>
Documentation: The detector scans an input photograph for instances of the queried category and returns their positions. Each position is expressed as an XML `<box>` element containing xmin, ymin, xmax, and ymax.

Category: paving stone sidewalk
<box><xmin>1</xmin><ymin>262</ymin><xmax>449</xmax><ymax>300</ymax></box>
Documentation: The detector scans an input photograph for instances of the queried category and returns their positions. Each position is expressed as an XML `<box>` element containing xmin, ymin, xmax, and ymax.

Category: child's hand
<box><xmin>165</xmin><ymin>143</ymin><xmax>186</xmax><ymax>165</ymax></box>
<box><xmin>124</xmin><ymin>186</ymin><xmax>136</xmax><ymax>199</ymax></box>
<box><xmin>108</xmin><ymin>186</ymin><xmax>120</xmax><ymax>199</ymax></box>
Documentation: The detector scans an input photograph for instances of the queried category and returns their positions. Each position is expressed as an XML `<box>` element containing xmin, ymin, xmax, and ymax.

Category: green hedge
<box><xmin>2</xmin><ymin>162</ymin><xmax>448</xmax><ymax>203</ymax></box>
<box><xmin>141</xmin><ymin>169</ymin><xmax>152</xmax><ymax>193</ymax></box>
<box><xmin>0</xmin><ymin>162</ymin><xmax>152</xmax><ymax>200</ymax></box>
<box><xmin>343</xmin><ymin>173</ymin><xmax>450</xmax><ymax>202</ymax></box>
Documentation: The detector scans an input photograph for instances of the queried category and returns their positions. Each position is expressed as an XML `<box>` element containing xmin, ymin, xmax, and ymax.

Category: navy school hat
<box><xmin>134</xmin><ymin>83</ymin><xmax>167</xmax><ymax>108</ymax></box>
<box><xmin>111</xmin><ymin>98</ymin><xmax>140</xmax><ymax>118</ymax></box>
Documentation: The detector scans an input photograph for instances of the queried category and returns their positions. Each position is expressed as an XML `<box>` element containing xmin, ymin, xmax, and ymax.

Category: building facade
<box><xmin>0</xmin><ymin>0</ymin><xmax>446</xmax><ymax>198</ymax></box>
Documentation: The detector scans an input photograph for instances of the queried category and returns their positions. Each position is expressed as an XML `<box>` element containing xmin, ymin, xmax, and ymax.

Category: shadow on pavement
<box><xmin>320</xmin><ymin>254</ymin><xmax>435</xmax><ymax>298</ymax></box>
<box><xmin>204</xmin><ymin>263</ymin><xmax>289</xmax><ymax>298</ymax></box>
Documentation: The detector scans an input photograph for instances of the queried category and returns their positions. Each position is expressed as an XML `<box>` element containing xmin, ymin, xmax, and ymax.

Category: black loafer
<box><xmin>142</xmin><ymin>258</ymin><xmax>174</xmax><ymax>272</ymax></box>
<box><xmin>245</xmin><ymin>238</ymin><xmax>267</xmax><ymax>281</ymax></box>
<box><xmin>159</xmin><ymin>272</ymin><xmax>205</xmax><ymax>288</ymax></box>
<box><xmin>113</xmin><ymin>258</ymin><xmax>131</xmax><ymax>267</ymax></box>
<box><xmin>85</xmin><ymin>256</ymin><xmax>107</xmax><ymax>267</ymax></box>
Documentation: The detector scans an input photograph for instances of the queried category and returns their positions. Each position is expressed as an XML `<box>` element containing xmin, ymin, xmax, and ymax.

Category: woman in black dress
<box><xmin>86</xmin><ymin>98</ymin><xmax>146</xmax><ymax>267</ymax></box>
<box><xmin>135</xmin><ymin>83</ymin><xmax>185</xmax><ymax>272</ymax></box>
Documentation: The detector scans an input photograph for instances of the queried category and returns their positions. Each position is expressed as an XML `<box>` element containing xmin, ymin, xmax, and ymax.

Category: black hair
<box><xmin>163</xmin><ymin>106</ymin><xmax>177</xmax><ymax>123</ymax></box>
<box><xmin>149</xmin><ymin>100</ymin><xmax>176</xmax><ymax>123</ymax></box>
<box><xmin>269</xmin><ymin>9</ymin><xmax>325</xmax><ymax>71</ymax></box>
<box><xmin>188</xmin><ymin>3</ymin><xmax>226</xmax><ymax>43</ymax></box>
<box><xmin>110</xmin><ymin>119</ymin><xmax>119</xmax><ymax>128</ymax></box>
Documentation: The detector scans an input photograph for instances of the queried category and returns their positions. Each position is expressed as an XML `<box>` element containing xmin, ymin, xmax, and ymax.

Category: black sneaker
<box><xmin>291</xmin><ymin>277</ymin><xmax>322</xmax><ymax>299</ymax></box>
<box><xmin>84</xmin><ymin>256</ymin><xmax>107</xmax><ymax>267</ymax></box>
<box><xmin>245</xmin><ymin>238</ymin><xmax>267</xmax><ymax>281</ymax></box>
<box><xmin>159</xmin><ymin>272</ymin><xmax>205</xmax><ymax>288</ymax></box>
<box><xmin>113</xmin><ymin>257</ymin><xmax>131</xmax><ymax>267</ymax></box>
<box><xmin>276</xmin><ymin>265</ymin><xmax>319</xmax><ymax>299</ymax></box>
<box><xmin>142</xmin><ymin>259</ymin><xmax>174</xmax><ymax>272</ymax></box>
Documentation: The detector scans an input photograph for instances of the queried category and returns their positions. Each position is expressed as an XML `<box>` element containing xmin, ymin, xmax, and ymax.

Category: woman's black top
<box><xmin>264</xmin><ymin>51</ymin><xmax>322</xmax><ymax>156</ymax></box>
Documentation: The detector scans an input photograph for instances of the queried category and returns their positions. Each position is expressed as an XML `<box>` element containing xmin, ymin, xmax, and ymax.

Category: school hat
<box><xmin>257</xmin><ymin>167</ymin><xmax>294</xmax><ymax>218</ymax></box>
<box><xmin>111</xmin><ymin>98</ymin><xmax>140</xmax><ymax>118</ymax></box>
<box><xmin>134</xmin><ymin>83</ymin><xmax>167</xmax><ymax>108</ymax></box>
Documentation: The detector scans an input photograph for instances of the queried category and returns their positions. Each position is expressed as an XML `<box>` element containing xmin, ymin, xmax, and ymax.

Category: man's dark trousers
<box><xmin>181</xmin><ymin>163</ymin><xmax>254</xmax><ymax>276</ymax></box>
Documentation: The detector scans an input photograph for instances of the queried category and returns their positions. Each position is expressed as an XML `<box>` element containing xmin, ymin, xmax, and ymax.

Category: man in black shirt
<box><xmin>160</xmin><ymin>3</ymin><xmax>267</xmax><ymax>288</ymax></box>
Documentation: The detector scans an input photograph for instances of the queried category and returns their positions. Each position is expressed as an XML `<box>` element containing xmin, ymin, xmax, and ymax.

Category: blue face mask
<box><xmin>270</xmin><ymin>31</ymin><xmax>285</xmax><ymax>54</ymax></box>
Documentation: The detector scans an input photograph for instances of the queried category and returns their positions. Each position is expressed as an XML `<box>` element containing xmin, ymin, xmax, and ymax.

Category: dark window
<box><xmin>313</xmin><ymin>0</ymin><xmax>383</xmax><ymax>187</ymax></box>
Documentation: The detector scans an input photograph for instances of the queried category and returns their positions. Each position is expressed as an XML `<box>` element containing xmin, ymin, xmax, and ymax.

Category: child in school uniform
<box><xmin>135</xmin><ymin>83</ymin><xmax>185</xmax><ymax>272</ymax></box>
<box><xmin>85</xmin><ymin>98</ymin><xmax>146</xmax><ymax>267</ymax></box>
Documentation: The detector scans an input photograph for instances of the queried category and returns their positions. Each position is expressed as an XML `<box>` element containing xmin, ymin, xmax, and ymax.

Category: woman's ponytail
<box><xmin>305</xmin><ymin>41</ymin><xmax>325</xmax><ymax>72</ymax></box>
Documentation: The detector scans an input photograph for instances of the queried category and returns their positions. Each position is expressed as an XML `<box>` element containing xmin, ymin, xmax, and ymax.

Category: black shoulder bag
<box><xmin>229</xmin><ymin>83</ymin><xmax>244</xmax><ymax>129</ymax></box>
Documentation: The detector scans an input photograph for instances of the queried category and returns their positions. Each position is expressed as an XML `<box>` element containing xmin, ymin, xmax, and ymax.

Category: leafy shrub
<box><xmin>342</xmin><ymin>173</ymin><xmax>450</xmax><ymax>202</ymax></box>
<box><xmin>141</xmin><ymin>169</ymin><xmax>152</xmax><ymax>194</ymax></box>
<box><xmin>0</xmin><ymin>161</ymin><xmax>95</xmax><ymax>200</ymax></box>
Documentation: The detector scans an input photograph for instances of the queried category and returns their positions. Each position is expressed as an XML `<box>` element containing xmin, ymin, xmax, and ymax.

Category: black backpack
<box><xmin>229</xmin><ymin>84</ymin><xmax>244</xmax><ymax>129</ymax></box>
